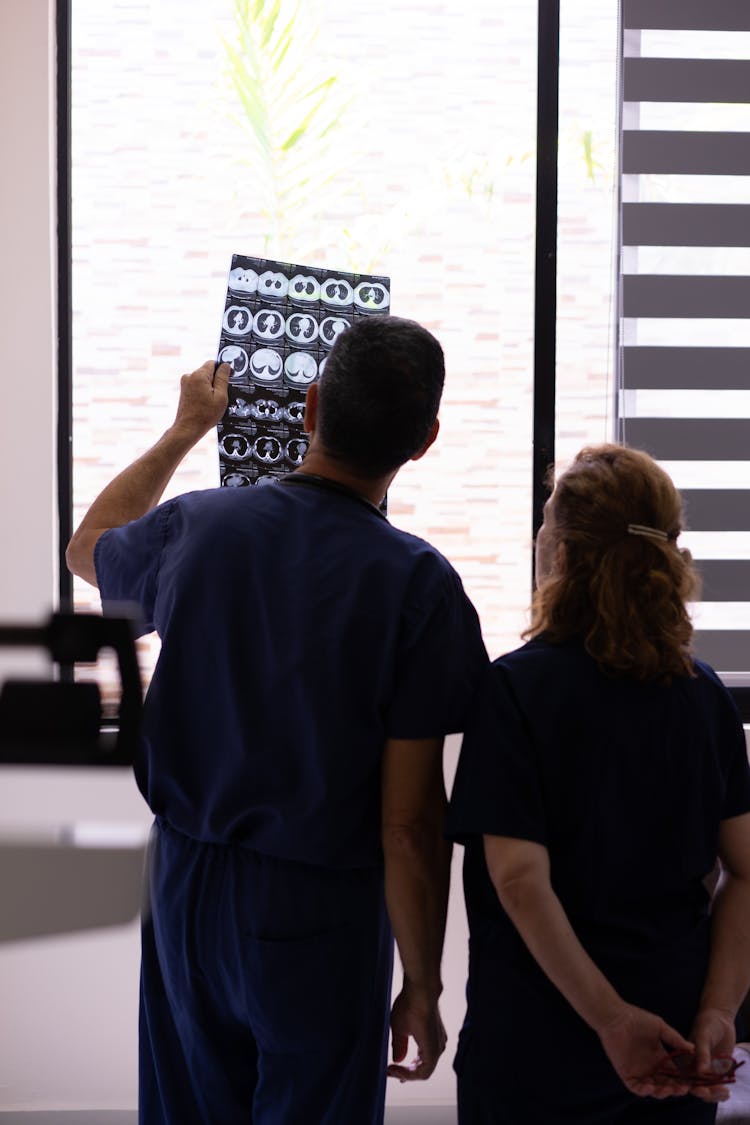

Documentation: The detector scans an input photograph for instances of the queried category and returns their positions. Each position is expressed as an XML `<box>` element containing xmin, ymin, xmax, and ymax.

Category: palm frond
<box><xmin>221</xmin><ymin>0</ymin><xmax>354</xmax><ymax>256</ymax></box>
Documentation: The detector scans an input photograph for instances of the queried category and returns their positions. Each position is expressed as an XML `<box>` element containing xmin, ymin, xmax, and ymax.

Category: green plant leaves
<box><xmin>222</xmin><ymin>0</ymin><xmax>352</xmax><ymax>256</ymax></box>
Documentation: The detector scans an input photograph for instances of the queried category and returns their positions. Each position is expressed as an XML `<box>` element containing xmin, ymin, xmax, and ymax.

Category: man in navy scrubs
<box><xmin>66</xmin><ymin>316</ymin><xmax>487</xmax><ymax>1125</ymax></box>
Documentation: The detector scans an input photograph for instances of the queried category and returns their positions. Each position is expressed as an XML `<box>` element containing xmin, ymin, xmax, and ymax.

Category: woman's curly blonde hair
<box><xmin>525</xmin><ymin>444</ymin><xmax>700</xmax><ymax>682</ymax></box>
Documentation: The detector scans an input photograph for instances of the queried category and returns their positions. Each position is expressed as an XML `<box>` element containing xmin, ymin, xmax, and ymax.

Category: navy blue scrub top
<box><xmin>448</xmin><ymin>638</ymin><xmax>750</xmax><ymax>960</ymax></box>
<box><xmin>95</xmin><ymin>477</ymin><xmax>487</xmax><ymax>868</ymax></box>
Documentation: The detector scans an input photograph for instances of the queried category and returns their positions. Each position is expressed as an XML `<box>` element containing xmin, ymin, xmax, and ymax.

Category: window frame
<box><xmin>533</xmin><ymin>0</ymin><xmax>560</xmax><ymax>561</ymax></box>
<box><xmin>57</xmin><ymin>0</ymin><xmax>750</xmax><ymax>722</ymax></box>
<box><xmin>57</xmin><ymin>0</ymin><xmax>561</xmax><ymax>611</ymax></box>
<box><xmin>57</xmin><ymin>0</ymin><xmax>73</xmax><ymax>617</ymax></box>
<box><xmin>615</xmin><ymin>0</ymin><xmax>750</xmax><ymax>717</ymax></box>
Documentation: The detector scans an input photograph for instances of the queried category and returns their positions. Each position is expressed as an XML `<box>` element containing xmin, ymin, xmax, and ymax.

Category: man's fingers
<box><xmin>387</xmin><ymin>1055</ymin><xmax>438</xmax><ymax>1083</ymax></box>
<box><xmin>387</xmin><ymin>1064</ymin><xmax>429</xmax><ymax>1082</ymax></box>
<box><xmin>387</xmin><ymin>1032</ymin><xmax>441</xmax><ymax>1082</ymax></box>
<box><xmin>181</xmin><ymin>360</ymin><xmax>218</xmax><ymax>387</ymax></box>
<box><xmin>193</xmin><ymin>359</ymin><xmax>216</xmax><ymax>379</ymax></box>
<box><xmin>388</xmin><ymin>1062</ymin><xmax>418</xmax><ymax>1082</ymax></box>
<box><xmin>213</xmin><ymin>361</ymin><xmax>231</xmax><ymax>390</ymax></box>
<box><xmin>391</xmin><ymin>1031</ymin><xmax>408</xmax><ymax>1064</ymax></box>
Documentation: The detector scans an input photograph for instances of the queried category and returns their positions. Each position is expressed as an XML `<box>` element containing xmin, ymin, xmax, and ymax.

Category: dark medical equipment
<box><xmin>0</xmin><ymin>612</ymin><xmax>142</xmax><ymax>766</ymax></box>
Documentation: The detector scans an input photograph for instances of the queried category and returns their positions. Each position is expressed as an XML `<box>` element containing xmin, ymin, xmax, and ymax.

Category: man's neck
<box><xmin>295</xmin><ymin>449</ymin><xmax>395</xmax><ymax>508</ymax></box>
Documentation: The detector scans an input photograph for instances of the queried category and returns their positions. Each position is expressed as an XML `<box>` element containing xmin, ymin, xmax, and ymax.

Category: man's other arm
<box><xmin>382</xmin><ymin>736</ymin><xmax>451</xmax><ymax>1082</ymax></box>
<box><xmin>66</xmin><ymin>360</ymin><xmax>229</xmax><ymax>587</ymax></box>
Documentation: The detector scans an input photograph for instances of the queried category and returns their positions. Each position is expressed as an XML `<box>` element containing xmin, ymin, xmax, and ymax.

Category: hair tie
<box><xmin>627</xmin><ymin>523</ymin><xmax>669</xmax><ymax>543</ymax></box>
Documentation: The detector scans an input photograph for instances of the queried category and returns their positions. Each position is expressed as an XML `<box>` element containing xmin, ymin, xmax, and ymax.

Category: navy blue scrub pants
<box><xmin>139</xmin><ymin>820</ymin><xmax>394</xmax><ymax>1125</ymax></box>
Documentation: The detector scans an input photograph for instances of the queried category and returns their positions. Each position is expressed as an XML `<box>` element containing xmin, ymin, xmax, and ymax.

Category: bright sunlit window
<box><xmin>71</xmin><ymin>0</ymin><xmax>619</xmax><ymax>681</ymax></box>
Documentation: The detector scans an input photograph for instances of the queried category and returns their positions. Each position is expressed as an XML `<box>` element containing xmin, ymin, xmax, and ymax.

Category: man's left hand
<box><xmin>387</xmin><ymin>984</ymin><xmax>447</xmax><ymax>1082</ymax></box>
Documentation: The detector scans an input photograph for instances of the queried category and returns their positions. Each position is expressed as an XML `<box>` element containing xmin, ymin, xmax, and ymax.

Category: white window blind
<box><xmin>618</xmin><ymin>0</ymin><xmax>750</xmax><ymax>681</ymax></box>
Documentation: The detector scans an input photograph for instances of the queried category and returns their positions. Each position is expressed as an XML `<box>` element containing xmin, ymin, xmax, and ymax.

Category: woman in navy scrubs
<box><xmin>448</xmin><ymin>444</ymin><xmax>750</xmax><ymax>1123</ymax></box>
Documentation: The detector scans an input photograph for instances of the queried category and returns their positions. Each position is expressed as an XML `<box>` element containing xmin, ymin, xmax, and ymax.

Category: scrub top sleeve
<box><xmin>94</xmin><ymin>500</ymin><xmax>176</xmax><ymax>636</ymax></box>
<box><xmin>447</xmin><ymin>661</ymin><xmax>548</xmax><ymax>847</ymax></box>
<box><xmin>384</xmin><ymin>567</ymin><xmax>487</xmax><ymax>739</ymax></box>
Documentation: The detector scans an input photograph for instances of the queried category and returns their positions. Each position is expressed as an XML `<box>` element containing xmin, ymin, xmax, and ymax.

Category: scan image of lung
<box><xmin>321</xmin><ymin>278</ymin><xmax>354</xmax><ymax>308</ymax></box>
<box><xmin>223</xmin><ymin>306</ymin><xmax>253</xmax><ymax>336</ymax></box>
<box><xmin>354</xmin><ymin>281</ymin><xmax>390</xmax><ymax>313</ymax></box>
<box><xmin>220</xmin><ymin>432</ymin><xmax>252</xmax><ymax>460</ymax></box>
<box><xmin>284</xmin><ymin>400</ymin><xmax>306</xmax><ymax>425</ymax></box>
<box><xmin>253</xmin><ymin>309</ymin><xmax>285</xmax><ymax>342</ymax></box>
<box><xmin>222</xmin><ymin>471</ymin><xmax>252</xmax><ymax>487</ymax></box>
<box><xmin>220</xmin><ymin>344</ymin><xmax>251</xmax><ymax>379</ymax></box>
<box><xmin>319</xmin><ymin>316</ymin><xmax>351</xmax><ymax>349</ymax></box>
<box><xmin>250</xmin><ymin>348</ymin><xmax>283</xmax><ymax>383</ymax></box>
<box><xmin>284</xmin><ymin>353</ymin><xmax>317</xmax><ymax>386</ymax></box>
<box><xmin>289</xmin><ymin>274</ymin><xmax>320</xmax><ymax>305</ymax></box>
<box><xmin>286</xmin><ymin>437</ymin><xmax>309</xmax><ymax>466</ymax></box>
<box><xmin>228</xmin><ymin>266</ymin><xmax>259</xmax><ymax>295</ymax></box>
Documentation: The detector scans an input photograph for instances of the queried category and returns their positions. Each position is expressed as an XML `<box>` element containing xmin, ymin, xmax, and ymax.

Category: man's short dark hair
<box><xmin>316</xmin><ymin>316</ymin><xmax>445</xmax><ymax>477</ymax></box>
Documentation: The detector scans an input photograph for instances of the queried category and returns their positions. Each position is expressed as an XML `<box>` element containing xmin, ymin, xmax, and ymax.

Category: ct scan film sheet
<box><xmin>215</xmin><ymin>255</ymin><xmax>391</xmax><ymax>488</ymax></box>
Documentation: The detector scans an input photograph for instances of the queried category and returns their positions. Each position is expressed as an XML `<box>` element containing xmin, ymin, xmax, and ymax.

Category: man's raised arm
<box><xmin>66</xmin><ymin>360</ymin><xmax>229</xmax><ymax>587</ymax></box>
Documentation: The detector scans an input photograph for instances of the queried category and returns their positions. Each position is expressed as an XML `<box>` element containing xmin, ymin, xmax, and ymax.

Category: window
<box><xmin>70</xmin><ymin>0</ymin><xmax>626</xmax><ymax>686</ymax></box>
<box><xmin>617</xmin><ymin>0</ymin><xmax>750</xmax><ymax>690</ymax></box>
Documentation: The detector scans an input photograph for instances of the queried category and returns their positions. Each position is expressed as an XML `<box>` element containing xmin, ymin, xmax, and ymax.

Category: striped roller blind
<box><xmin>617</xmin><ymin>0</ymin><xmax>750</xmax><ymax>682</ymax></box>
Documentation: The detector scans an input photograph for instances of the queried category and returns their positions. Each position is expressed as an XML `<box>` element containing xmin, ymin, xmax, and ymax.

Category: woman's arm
<box><xmin>691</xmin><ymin>812</ymin><xmax>750</xmax><ymax>1084</ymax></box>
<box><xmin>483</xmin><ymin>835</ymin><xmax>696</xmax><ymax>1099</ymax></box>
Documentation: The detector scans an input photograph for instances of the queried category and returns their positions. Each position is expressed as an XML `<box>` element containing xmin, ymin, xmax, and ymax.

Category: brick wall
<box><xmin>71</xmin><ymin>0</ymin><xmax>618</xmax><ymax>673</ymax></box>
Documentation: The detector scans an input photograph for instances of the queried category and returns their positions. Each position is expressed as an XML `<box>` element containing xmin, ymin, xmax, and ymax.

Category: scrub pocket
<box><xmin>244</xmin><ymin>924</ymin><xmax>367</xmax><ymax>1053</ymax></box>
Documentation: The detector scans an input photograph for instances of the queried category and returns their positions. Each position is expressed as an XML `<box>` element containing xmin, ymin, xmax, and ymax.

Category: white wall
<box><xmin>0</xmin><ymin>0</ymin><xmax>57</xmax><ymax>628</ymax></box>
<box><xmin>0</xmin><ymin>0</ymin><xmax>154</xmax><ymax>1112</ymax></box>
<box><xmin>0</xmin><ymin>10</ymin><xmax>466</xmax><ymax>1110</ymax></box>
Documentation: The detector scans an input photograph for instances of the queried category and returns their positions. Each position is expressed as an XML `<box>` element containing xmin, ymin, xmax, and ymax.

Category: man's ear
<box><xmin>410</xmin><ymin>417</ymin><xmax>439</xmax><ymax>463</ymax></box>
<box><xmin>303</xmin><ymin>382</ymin><xmax>318</xmax><ymax>435</ymax></box>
